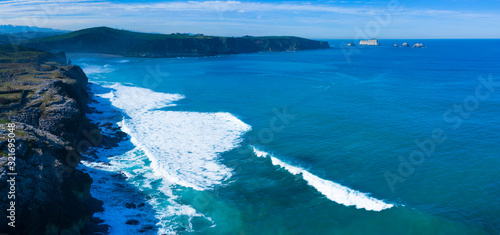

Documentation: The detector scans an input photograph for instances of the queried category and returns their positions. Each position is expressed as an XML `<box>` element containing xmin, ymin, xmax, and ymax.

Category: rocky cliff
<box><xmin>0</xmin><ymin>45</ymin><xmax>104</xmax><ymax>234</ymax></box>
<box><xmin>25</xmin><ymin>27</ymin><xmax>330</xmax><ymax>57</ymax></box>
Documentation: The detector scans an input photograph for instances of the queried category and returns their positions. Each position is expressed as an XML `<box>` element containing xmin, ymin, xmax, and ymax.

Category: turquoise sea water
<box><xmin>73</xmin><ymin>39</ymin><xmax>500</xmax><ymax>234</ymax></box>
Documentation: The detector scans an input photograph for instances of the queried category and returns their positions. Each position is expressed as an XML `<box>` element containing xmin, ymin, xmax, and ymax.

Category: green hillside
<box><xmin>25</xmin><ymin>27</ymin><xmax>330</xmax><ymax>57</ymax></box>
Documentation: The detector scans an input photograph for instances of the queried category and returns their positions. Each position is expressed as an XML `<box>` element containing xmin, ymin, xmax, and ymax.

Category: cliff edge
<box><xmin>0</xmin><ymin>45</ymin><xmax>104</xmax><ymax>234</ymax></box>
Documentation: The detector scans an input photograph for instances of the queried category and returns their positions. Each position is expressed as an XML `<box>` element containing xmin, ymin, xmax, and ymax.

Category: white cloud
<box><xmin>0</xmin><ymin>0</ymin><xmax>382</xmax><ymax>16</ymax></box>
<box><xmin>1</xmin><ymin>0</ymin><xmax>497</xmax><ymax>19</ymax></box>
<box><xmin>0</xmin><ymin>0</ymin><xmax>498</xmax><ymax>18</ymax></box>
<box><xmin>0</xmin><ymin>0</ymin><xmax>498</xmax><ymax>38</ymax></box>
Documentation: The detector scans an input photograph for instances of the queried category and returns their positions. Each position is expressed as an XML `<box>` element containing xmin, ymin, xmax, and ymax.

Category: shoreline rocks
<box><xmin>0</xmin><ymin>47</ymin><xmax>105</xmax><ymax>234</ymax></box>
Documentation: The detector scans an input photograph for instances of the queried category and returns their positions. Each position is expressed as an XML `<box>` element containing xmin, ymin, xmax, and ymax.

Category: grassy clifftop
<box><xmin>0</xmin><ymin>45</ymin><xmax>68</xmax><ymax>108</ymax></box>
<box><xmin>0</xmin><ymin>45</ymin><xmax>104</xmax><ymax>234</ymax></box>
<box><xmin>25</xmin><ymin>26</ymin><xmax>330</xmax><ymax>57</ymax></box>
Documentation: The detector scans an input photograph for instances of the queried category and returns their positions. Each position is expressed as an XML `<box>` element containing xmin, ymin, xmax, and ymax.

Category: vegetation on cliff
<box><xmin>0</xmin><ymin>45</ymin><xmax>104</xmax><ymax>234</ymax></box>
<box><xmin>25</xmin><ymin>27</ymin><xmax>330</xmax><ymax>57</ymax></box>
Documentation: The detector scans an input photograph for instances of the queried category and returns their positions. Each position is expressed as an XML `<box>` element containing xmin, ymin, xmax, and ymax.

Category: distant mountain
<box><xmin>0</xmin><ymin>25</ymin><xmax>70</xmax><ymax>34</ymax></box>
<box><xmin>0</xmin><ymin>31</ymin><xmax>70</xmax><ymax>44</ymax></box>
<box><xmin>24</xmin><ymin>27</ymin><xmax>330</xmax><ymax>57</ymax></box>
<box><xmin>0</xmin><ymin>25</ymin><xmax>71</xmax><ymax>45</ymax></box>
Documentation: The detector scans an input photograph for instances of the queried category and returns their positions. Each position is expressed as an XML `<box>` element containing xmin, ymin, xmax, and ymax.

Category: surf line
<box><xmin>252</xmin><ymin>146</ymin><xmax>394</xmax><ymax>211</ymax></box>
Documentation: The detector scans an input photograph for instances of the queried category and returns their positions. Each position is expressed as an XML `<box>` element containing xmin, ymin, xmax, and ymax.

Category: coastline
<box><xmin>78</xmin><ymin>82</ymin><xmax>162</xmax><ymax>234</ymax></box>
<box><xmin>0</xmin><ymin>45</ymin><xmax>106</xmax><ymax>234</ymax></box>
<box><xmin>77</xmin><ymin>81</ymin><xmax>252</xmax><ymax>234</ymax></box>
<box><xmin>24</xmin><ymin>27</ymin><xmax>331</xmax><ymax>59</ymax></box>
<box><xmin>2</xmin><ymin>39</ymin><xmax>498</xmax><ymax>234</ymax></box>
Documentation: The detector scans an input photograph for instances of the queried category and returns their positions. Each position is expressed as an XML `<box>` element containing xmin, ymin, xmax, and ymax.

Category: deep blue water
<box><xmin>72</xmin><ymin>39</ymin><xmax>500</xmax><ymax>234</ymax></box>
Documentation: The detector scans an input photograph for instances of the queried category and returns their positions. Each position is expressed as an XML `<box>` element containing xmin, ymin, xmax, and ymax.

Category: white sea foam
<box><xmin>251</xmin><ymin>146</ymin><xmax>394</xmax><ymax>211</ymax></box>
<box><xmin>104</xmin><ymin>84</ymin><xmax>251</xmax><ymax>190</ymax></box>
<box><xmin>80</xmin><ymin>63</ymin><xmax>115</xmax><ymax>75</ymax></box>
<box><xmin>81</xmin><ymin>81</ymin><xmax>250</xmax><ymax>233</ymax></box>
<box><xmin>80</xmin><ymin>146</ymin><xmax>210</xmax><ymax>235</ymax></box>
<box><xmin>104</xmin><ymin>84</ymin><xmax>184</xmax><ymax>112</ymax></box>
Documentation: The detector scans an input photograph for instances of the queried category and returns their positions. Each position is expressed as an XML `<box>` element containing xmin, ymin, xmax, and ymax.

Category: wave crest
<box><xmin>252</xmin><ymin>146</ymin><xmax>394</xmax><ymax>211</ymax></box>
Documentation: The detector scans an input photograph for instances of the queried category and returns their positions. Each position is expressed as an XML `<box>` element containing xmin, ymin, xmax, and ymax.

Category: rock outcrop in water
<box><xmin>359</xmin><ymin>39</ymin><xmax>380</xmax><ymax>46</ymax></box>
<box><xmin>0</xmin><ymin>45</ymin><xmax>104</xmax><ymax>234</ymax></box>
<box><xmin>413</xmin><ymin>43</ymin><xmax>424</xmax><ymax>48</ymax></box>
<box><xmin>24</xmin><ymin>27</ymin><xmax>330</xmax><ymax>58</ymax></box>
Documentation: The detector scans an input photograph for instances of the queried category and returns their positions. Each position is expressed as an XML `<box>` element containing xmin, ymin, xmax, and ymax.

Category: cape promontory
<box><xmin>24</xmin><ymin>27</ymin><xmax>330</xmax><ymax>57</ymax></box>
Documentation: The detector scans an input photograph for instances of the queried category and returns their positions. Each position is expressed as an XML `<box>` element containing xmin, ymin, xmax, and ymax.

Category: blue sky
<box><xmin>1</xmin><ymin>0</ymin><xmax>499</xmax><ymax>38</ymax></box>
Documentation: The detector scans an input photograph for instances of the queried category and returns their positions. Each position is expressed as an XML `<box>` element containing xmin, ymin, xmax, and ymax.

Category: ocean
<box><xmin>71</xmin><ymin>39</ymin><xmax>500</xmax><ymax>235</ymax></box>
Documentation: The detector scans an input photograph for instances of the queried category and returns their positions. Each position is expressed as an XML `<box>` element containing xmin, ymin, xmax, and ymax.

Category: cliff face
<box><xmin>0</xmin><ymin>45</ymin><xmax>103</xmax><ymax>234</ymax></box>
<box><xmin>25</xmin><ymin>27</ymin><xmax>330</xmax><ymax>57</ymax></box>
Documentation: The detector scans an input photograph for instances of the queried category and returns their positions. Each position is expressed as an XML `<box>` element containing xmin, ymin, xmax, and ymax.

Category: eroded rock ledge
<box><xmin>0</xmin><ymin>45</ymin><xmax>104</xmax><ymax>235</ymax></box>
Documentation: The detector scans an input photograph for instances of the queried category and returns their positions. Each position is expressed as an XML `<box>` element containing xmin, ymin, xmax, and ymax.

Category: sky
<box><xmin>1</xmin><ymin>0</ymin><xmax>500</xmax><ymax>39</ymax></box>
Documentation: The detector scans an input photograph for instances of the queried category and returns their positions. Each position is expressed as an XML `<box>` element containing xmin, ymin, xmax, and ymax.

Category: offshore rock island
<box><xmin>24</xmin><ymin>27</ymin><xmax>330</xmax><ymax>58</ymax></box>
<box><xmin>359</xmin><ymin>39</ymin><xmax>380</xmax><ymax>46</ymax></box>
